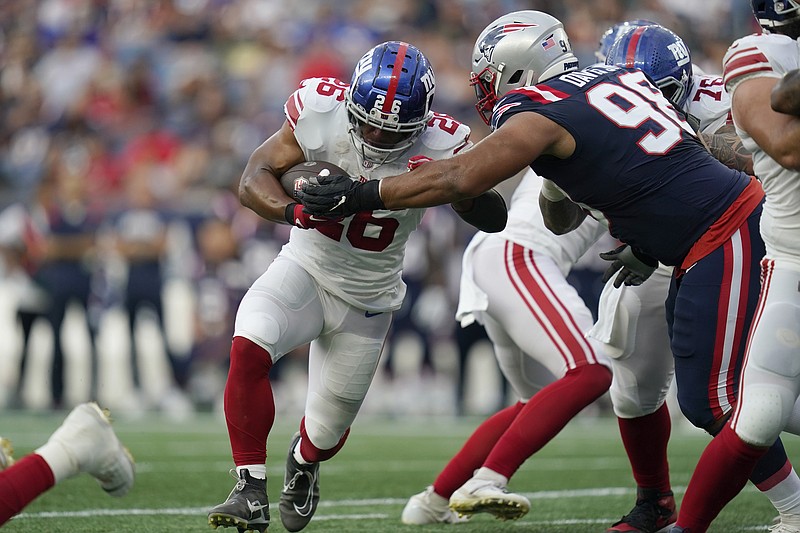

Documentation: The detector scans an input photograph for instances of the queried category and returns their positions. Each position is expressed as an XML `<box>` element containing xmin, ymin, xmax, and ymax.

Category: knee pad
<box><xmin>304</xmin><ymin>391</ymin><xmax>357</xmax><ymax>450</ymax></box>
<box><xmin>610</xmin><ymin>365</ymin><xmax>667</xmax><ymax>419</ymax></box>
<box><xmin>736</xmin><ymin>384</ymin><xmax>794</xmax><ymax>447</ymax></box>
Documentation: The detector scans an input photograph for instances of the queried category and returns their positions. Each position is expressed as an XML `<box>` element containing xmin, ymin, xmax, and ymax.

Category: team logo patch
<box><xmin>479</xmin><ymin>23</ymin><xmax>539</xmax><ymax>62</ymax></box>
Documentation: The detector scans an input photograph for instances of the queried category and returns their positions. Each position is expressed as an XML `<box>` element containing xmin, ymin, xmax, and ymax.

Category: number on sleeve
<box><xmin>316</xmin><ymin>78</ymin><xmax>348</xmax><ymax>101</ymax></box>
<box><xmin>428</xmin><ymin>112</ymin><xmax>461</xmax><ymax>135</ymax></box>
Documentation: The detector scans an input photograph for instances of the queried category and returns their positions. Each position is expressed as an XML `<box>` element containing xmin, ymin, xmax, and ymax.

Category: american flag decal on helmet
<box><xmin>542</xmin><ymin>34</ymin><xmax>556</xmax><ymax>50</ymax></box>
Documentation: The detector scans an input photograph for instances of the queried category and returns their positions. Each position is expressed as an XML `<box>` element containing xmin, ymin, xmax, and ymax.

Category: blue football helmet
<box><xmin>751</xmin><ymin>0</ymin><xmax>800</xmax><ymax>31</ymax></box>
<box><xmin>345</xmin><ymin>41</ymin><xmax>435</xmax><ymax>165</ymax></box>
<box><xmin>605</xmin><ymin>24</ymin><xmax>693</xmax><ymax>109</ymax></box>
<box><xmin>595</xmin><ymin>19</ymin><xmax>655</xmax><ymax>63</ymax></box>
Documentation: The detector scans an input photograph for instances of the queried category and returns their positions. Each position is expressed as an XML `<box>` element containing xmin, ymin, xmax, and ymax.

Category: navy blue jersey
<box><xmin>492</xmin><ymin>64</ymin><xmax>752</xmax><ymax>266</ymax></box>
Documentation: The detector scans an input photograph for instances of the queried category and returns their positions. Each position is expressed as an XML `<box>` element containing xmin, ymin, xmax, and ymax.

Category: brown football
<box><xmin>280</xmin><ymin>161</ymin><xmax>348</xmax><ymax>201</ymax></box>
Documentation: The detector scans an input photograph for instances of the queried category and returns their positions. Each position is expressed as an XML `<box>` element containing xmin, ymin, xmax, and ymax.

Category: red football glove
<box><xmin>284</xmin><ymin>203</ymin><xmax>342</xmax><ymax>229</ymax></box>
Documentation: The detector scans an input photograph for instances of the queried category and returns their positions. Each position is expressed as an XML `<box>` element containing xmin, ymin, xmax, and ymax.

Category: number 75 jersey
<box><xmin>280</xmin><ymin>76</ymin><xmax>471</xmax><ymax>312</ymax></box>
<box><xmin>491</xmin><ymin>64</ymin><xmax>753</xmax><ymax>267</ymax></box>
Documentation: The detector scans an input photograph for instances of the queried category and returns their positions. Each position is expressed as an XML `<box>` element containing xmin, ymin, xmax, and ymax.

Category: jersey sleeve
<box><xmin>723</xmin><ymin>33</ymin><xmax>800</xmax><ymax>95</ymax></box>
<box><xmin>283</xmin><ymin>77</ymin><xmax>348</xmax><ymax>129</ymax></box>
<box><xmin>283</xmin><ymin>77</ymin><xmax>349</xmax><ymax>152</ymax></box>
<box><xmin>419</xmin><ymin>112</ymin><xmax>471</xmax><ymax>156</ymax></box>
<box><xmin>687</xmin><ymin>75</ymin><xmax>733</xmax><ymax>134</ymax></box>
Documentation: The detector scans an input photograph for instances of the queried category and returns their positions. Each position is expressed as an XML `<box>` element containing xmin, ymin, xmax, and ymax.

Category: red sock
<box><xmin>224</xmin><ymin>337</ymin><xmax>275</xmax><ymax>466</ymax></box>
<box><xmin>484</xmin><ymin>364</ymin><xmax>612</xmax><ymax>479</ymax></box>
<box><xmin>618</xmin><ymin>403</ymin><xmax>671</xmax><ymax>493</ymax></box>
<box><xmin>676</xmin><ymin>424</ymin><xmax>767</xmax><ymax>532</ymax></box>
<box><xmin>298</xmin><ymin>418</ymin><xmax>350</xmax><ymax>462</ymax></box>
<box><xmin>432</xmin><ymin>402</ymin><xmax>524</xmax><ymax>497</ymax></box>
<box><xmin>0</xmin><ymin>454</ymin><xmax>55</xmax><ymax>526</ymax></box>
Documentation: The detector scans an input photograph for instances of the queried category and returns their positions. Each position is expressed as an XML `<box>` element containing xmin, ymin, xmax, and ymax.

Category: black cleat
<box><xmin>279</xmin><ymin>432</ymin><xmax>320</xmax><ymax>532</ymax></box>
<box><xmin>208</xmin><ymin>469</ymin><xmax>269</xmax><ymax>532</ymax></box>
<box><xmin>606</xmin><ymin>487</ymin><xmax>676</xmax><ymax>533</ymax></box>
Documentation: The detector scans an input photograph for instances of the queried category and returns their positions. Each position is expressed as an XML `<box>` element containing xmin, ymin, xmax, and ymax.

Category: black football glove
<box><xmin>599</xmin><ymin>244</ymin><xmax>658</xmax><ymax>288</ymax></box>
<box><xmin>297</xmin><ymin>175</ymin><xmax>385</xmax><ymax>218</ymax></box>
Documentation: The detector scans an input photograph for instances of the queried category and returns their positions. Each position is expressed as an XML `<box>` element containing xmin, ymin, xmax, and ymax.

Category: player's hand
<box><xmin>284</xmin><ymin>203</ymin><xmax>343</xmax><ymax>229</ymax></box>
<box><xmin>297</xmin><ymin>175</ymin><xmax>384</xmax><ymax>217</ymax></box>
<box><xmin>599</xmin><ymin>244</ymin><xmax>658</xmax><ymax>288</ymax></box>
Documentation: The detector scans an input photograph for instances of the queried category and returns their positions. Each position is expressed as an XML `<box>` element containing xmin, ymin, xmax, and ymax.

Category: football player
<box><xmin>0</xmin><ymin>403</ymin><xmax>134</xmax><ymax>526</ymax></box>
<box><xmin>401</xmin><ymin>12</ymin><xmax>616</xmax><ymax>524</ymax></box>
<box><xmin>297</xmin><ymin>9</ymin><xmax>798</xmax><ymax>526</ymax></box>
<box><xmin>206</xmin><ymin>41</ymin><xmax>506</xmax><ymax>533</ymax></box>
<box><xmin>670</xmin><ymin>1</ymin><xmax>800</xmax><ymax>532</ymax></box>
<box><xmin>596</xmin><ymin>23</ymin><xmax>800</xmax><ymax>533</ymax></box>
<box><xmin>594</xmin><ymin>19</ymin><xmax>656</xmax><ymax>63</ymax></box>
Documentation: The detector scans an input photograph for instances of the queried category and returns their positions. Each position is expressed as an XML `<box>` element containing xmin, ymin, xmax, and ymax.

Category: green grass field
<box><xmin>3</xmin><ymin>409</ymin><xmax>795</xmax><ymax>532</ymax></box>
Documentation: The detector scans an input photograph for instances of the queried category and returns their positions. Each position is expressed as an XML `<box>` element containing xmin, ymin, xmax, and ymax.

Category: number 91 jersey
<box><xmin>281</xmin><ymin>77</ymin><xmax>471</xmax><ymax>312</ymax></box>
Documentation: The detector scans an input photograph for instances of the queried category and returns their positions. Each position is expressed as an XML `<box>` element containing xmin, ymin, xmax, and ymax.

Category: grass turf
<box><xmin>3</xmin><ymin>409</ymin><xmax>795</xmax><ymax>532</ymax></box>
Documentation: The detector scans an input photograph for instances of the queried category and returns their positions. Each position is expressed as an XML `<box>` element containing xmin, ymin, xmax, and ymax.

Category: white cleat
<box><xmin>401</xmin><ymin>486</ymin><xmax>470</xmax><ymax>525</ymax></box>
<box><xmin>45</xmin><ymin>402</ymin><xmax>135</xmax><ymax>496</ymax></box>
<box><xmin>770</xmin><ymin>514</ymin><xmax>800</xmax><ymax>533</ymax></box>
<box><xmin>449</xmin><ymin>477</ymin><xmax>530</xmax><ymax>521</ymax></box>
<box><xmin>0</xmin><ymin>437</ymin><xmax>14</xmax><ymax>470</ymax></box>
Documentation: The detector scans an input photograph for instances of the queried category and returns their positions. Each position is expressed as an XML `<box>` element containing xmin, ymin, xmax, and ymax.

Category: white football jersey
<box><xmin>723</xmin><ymin>33</ymin><xmax>800</xmax><ymax>260</ymax></box>
<box><xmin>684</xmin><ymin>72</ymin><xmax>733</xmax><ymax>134</ymax></box>
<box><xmin>280</xmin><ymin>77</ymin><xmax>471</xmax><ymax>312</ymax></box>
<box><xmin>499</xmin><ymin>170</ymin><xmax>607</xmax><ymax>276</ymax></box>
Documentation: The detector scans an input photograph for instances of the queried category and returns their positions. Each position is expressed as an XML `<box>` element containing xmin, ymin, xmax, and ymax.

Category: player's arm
<box><xmin>771</xmin><ymin>69</ymin><xmax>800</xmax><ymax>116</ymax></box>
<box><xmin>381</xmin><ymin>112</ymin><xmax>566</xmax><ymax>207</ymax></box>
<box><xmin>238</xmin><ymin>121</ymin><xmax>306</xmax><ymax>223</ymax></box>
<box><xmin>299</xmin><ymin>111</ymin><xmax>569</xmax><ymax>217</ymax></box>
<box><xmin>699</xmin><ymin>124</ymin><xmax>754</xmax><ymax>174</ymax></box>
<box><xmin>450</xmin><ymin>188</ymin><xmax>508</xmax><ymax>233</ymax></box>
<box><xmin>538</xmin><ymin>178</ymin><xmax>587</xmax><ymax>234</ymax></box>
<box><xmin>733</xmin><ymin>76</ymin><xmax>800</xmax><ymax>171</ymax></box>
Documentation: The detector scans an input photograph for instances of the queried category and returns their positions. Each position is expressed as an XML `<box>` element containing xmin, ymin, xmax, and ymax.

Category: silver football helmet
<box><xmin>470</xmin><ymin>10</ymin><xmax>579</xmax><ymax>124</ymax></box>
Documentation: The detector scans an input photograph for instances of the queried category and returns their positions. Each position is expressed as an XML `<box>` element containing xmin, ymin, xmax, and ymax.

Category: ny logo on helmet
<box><xmin>666</xmin><ymin>40</ymin><xmax>691</xmax><ymax>67</ymax></box>
<box><xmin>478</xmin><ymin>23</ymin><xmax>539</xmax><ymax>62</ymax></box>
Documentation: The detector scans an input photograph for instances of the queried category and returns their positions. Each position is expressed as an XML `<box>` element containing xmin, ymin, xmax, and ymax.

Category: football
<box><xmin>280</xmin><ymin>161</ymin><xmax>348</xmax><ymax>201</ymax></box>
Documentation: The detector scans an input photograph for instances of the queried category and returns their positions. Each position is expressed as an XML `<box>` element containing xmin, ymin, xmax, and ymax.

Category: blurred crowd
<box><xmin>0</xmin><ymin>0</ymin><xmax>760</xmax><ymax>416</ymax></box>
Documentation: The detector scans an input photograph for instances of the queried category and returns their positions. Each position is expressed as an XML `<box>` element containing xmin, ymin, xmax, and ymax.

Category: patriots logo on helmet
<box><xmin>479</xmin><ymin>23</ymin><xmax>539</xmax><ymax>62</ymax></box>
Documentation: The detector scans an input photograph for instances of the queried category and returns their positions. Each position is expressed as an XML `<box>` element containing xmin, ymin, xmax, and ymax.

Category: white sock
<box><xmin>35</xmin><ymin>442</ymin><xmax>77</xmax><ymax>484</ymax></box>
<box><xmin>764</xmin><ymin>469</ymin><xmax>800</xmax><ymax>524</ymax></box>
<box><xmin>237</xmin><ymin>465</ymin><xmax>266</xmax><ymax>480</ymax></box>
<box><xmin>293</xmin><ymin>439</ymin><xmax>310</xmax><ymax>465</ymax></box>
<box><xmin>473</xmin><ymin>467</ymin><xmax>509</xmax><ymax>487</ymax></box>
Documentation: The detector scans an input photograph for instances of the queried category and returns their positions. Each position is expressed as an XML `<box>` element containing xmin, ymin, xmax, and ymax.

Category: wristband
<box><xmin>362</xmin><ymin>180</ymin><xmax>385</xmax><ymax>211</ymax></box>
<box><xmin>284</xmin><ymin>203</ymin><xmax>299</xmax><ymax>224</ymax></box>
<box><xmin>540</xmin><ymin>179</ymin><xmax>567</xmax><ymax>202</ymax></box>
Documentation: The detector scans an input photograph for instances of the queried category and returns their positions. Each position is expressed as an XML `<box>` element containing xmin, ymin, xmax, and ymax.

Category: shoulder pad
<box><xmin>723</xmin><ymin>33</ymin><xmax>796</xmax><ymax>94</ymax></box>
<box><xmin>418</xmin><ymin>112</ymin><xmax>471</xmax><ymax>154</ymax></box>
<box><xmin>284</xmin><ymin>77</ymin><xmax>349</xmax><ymax>130</ymax></box>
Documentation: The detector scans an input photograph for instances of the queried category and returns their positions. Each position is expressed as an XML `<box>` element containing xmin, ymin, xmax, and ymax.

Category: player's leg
<box><xmin>279</xmin><ymin>292</ymin><xmax>391</xmax><ymax>532</ymax></box>
<box><xmin>209</xmin><ymin>257</ymin><xmax>324</xmax><ymax>532</ymax></box>
<box><xmin>402</xmin><ymin>317</ymin><xmax>551</xmax><ymax>525</ymax></box>
<box><xmin>591</xmin><ymin>267</ymin><xmax>677</xmax><ymax>533</ymax></box>
<box><xmin>674</xmin><ymin>261</ymin><xmax>800</xmax><ymax>533</ymax></box>
<box><xmin>449</xmin><ymin>241</ymin><xmax>612</xmax><ymax>520</ymax></box>
<box><xmin>0</xmin><ymin>402</ymin><xmax>134</xmax><ymax>526</ymax></box>
<box><xmin>670</xmin><ymin>220</ymin><xmax>800</xmax><ymax>531</ymax></box>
